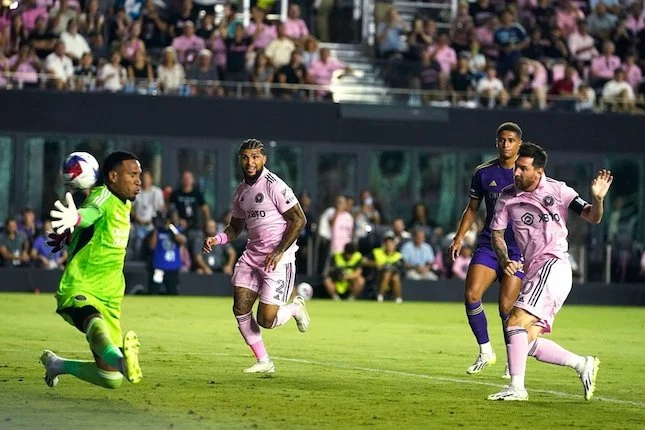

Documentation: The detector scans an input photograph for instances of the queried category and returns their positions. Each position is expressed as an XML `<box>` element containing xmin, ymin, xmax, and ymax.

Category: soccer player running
<box><xmin>40</xmin><ymin>151</ymin><xmax>143</xmax><ymax>389</ymax></box>
<box><xmin>450</xmin><ymin>122</ymin><xmax>524</xmax><ymax>377</ymax></box>
<box><xmin>487</xmin><ymin>142</ymin><xmax>611</xmax><ymax>401</ymax></box>
<box><xmin>203</xmin><ymin>139</ymin><xmax>309</xmax><ymax>373</ymax></box>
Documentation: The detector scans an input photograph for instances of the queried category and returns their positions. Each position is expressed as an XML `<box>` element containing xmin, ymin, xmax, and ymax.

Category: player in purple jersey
<box><xmin>202</xmin><ymin>139</ymin><xmax>310</xmax><ymax>373</ymax></box>
<box><xmin>449</xmin><ymin>122</ymin><xmax>524</xmax><ymax>378</ymax></box>
<box><xmin>487</xmin><ymin>142</ymin><xmax>611</xmax><ymax>401</ymax></box>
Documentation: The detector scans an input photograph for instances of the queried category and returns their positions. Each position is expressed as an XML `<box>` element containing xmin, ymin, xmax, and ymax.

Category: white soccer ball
<box><xmin>296</xmin><ymin>282</ymin><xmax>314</xmax><ymax>300</ymax></box>
<box><xmin>62</xmin><ymin>152</ymin><xmax>100</xmax><ymax>191</ymax></box>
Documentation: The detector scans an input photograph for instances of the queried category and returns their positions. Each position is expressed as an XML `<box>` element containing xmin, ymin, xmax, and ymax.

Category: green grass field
<box><xmin>1</xmin><ymin>293</ymin><xmax>644</xmax><ymax>429</ymax></box>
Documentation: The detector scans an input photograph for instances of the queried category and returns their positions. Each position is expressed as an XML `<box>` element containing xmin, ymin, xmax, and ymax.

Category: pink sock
<box><xmin>236</xmin><ymin>312</ymin><xmax>268</xmax><ymax>361</ymax></box>
<box><xmin>271</xmin><ymin>303</ymin><xmax>300</xmax><ymax>328</ymax></box>
<box><xmin>531</xmin><ymin>338</ymin><xmax>585</xmax><ymax>372</ymax></box>
<box><xmin>506</xmin><ymin>326</ymin><xmax>529</xmax><ymax>390</ymax></box>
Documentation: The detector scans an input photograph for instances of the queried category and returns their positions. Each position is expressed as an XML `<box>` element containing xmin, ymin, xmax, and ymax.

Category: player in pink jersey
<box><xmin>487</xmin><ymin>142</ymin><xmax>612</xmax><ymax>401</ymax></box>
<box><xmin>202</xmin><ymin>139</ymin><xmax>309</xmax><ymax>374</ymax></box>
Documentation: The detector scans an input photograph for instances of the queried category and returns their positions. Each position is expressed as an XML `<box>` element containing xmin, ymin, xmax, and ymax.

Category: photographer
<box><xmin>323</xmin><ymin>243</ymin><xmax>365</xmax><ymax>301</ymax></box>
<box><xmin>366</xmin><ymin>233</ymin><xmax>404</xmax><ymax>303</ymax></box>
<box><xmin>147</xmin><ymin>211</ymin><xmax>187</xmax><ymax>295</ymax></box>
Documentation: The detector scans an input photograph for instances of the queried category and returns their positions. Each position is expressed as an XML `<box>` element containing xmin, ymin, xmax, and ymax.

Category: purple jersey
<box><xmin>469</xmin><ymin>159</ymin><xmax>519</xmax><ymax>249</ymax></box>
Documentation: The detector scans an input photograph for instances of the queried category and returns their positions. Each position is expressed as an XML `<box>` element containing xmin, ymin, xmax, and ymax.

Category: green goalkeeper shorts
<box><xmin>56</xmin><ymin>291</ymin><xmax>123</xmax><ymax>347</ymax></box>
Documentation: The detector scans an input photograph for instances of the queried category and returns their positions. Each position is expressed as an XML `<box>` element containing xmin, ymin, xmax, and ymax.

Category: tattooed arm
<box><xmin>492</xmin><ymin>229</ymin><xmax>522</xmax><ymax>277</ymax></box>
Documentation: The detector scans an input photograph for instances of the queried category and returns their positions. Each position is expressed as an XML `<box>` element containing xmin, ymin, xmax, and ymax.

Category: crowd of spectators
<box><xmin>376</xmin><ymin>0</ymin><xmax>645</xmax><ymax>112</ymax></box>
<box><xmin>0</xmin><ymin>0</ymin><xmax>350</xmax><ymax>99</ymax></box>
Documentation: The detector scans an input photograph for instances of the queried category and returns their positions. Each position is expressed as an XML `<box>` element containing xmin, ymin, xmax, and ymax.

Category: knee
<box><xmin>505</xmin><ymin>308</ymin><xmax>526</xmax><ymax>328</ymax></box>
<box><xmin>233</xmin><ymin>304</ymin><xmax>250</xmax><ymax>316</ymax></box>
<box><xmin>257</xmin><ymin>315</ymin><xmax>273</xmax><ymax>329</ymax></box>
<box><xmin>464</xmin><ymin>287</ymin><xmax>482</xmax><ymax>304</ymax></box>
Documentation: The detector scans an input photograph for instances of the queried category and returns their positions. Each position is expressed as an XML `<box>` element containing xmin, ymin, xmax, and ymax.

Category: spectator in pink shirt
<box><xmin>427</xmin><ymin>33</ymin><xmax>457</xmax><ymax>78</ymax></box>
<box><xmin>307</xmin><ymin>47</ymin><xmax>351</xmax><ymax>99</ymax></box>
<box><xmin>123</xmin><ymin>20</ymin><xmax>146</xmax><ymax>61</ymax></box>
<box><xmin>21</xmin><ymin>0</ymin><xmax>49</xmax><ymax>33</ymax></box>
<box><xmin>626</xmin><ymin>4</ymin><xmax>645</xmax><ymax>33</ymax></box>
<box><xmin>171</xmin><ymin>21</ymin><xmax>205</xmax><ymax>65</ymax></box>
<box><xmin>452</xmin><ymin>245</ymin><xmax>473</xmax><ymax>280</ymax></box>
<box><xmin>590</xmin><ymin>40</ymin><xmax>621</xmax><ymax>88</ymax></box>
<box><xmin>556</xmin><ymin>0</ymin><xmax>584</xmax><ymax>37</ymax></box>
<box><xmin>475</xmin><ymin>16</ymin><xmax>498</xmax><ymax>59</ymax></box>
<box><xmin>3</xmin><ymin>15</ymin><xmax>27</xmax><ymax>57</ymax></box>
<box><xmin>9</xmin><ymin>44</ymin><xmax>41</xmax><ymax>88</ymax></box>
<box><xmin>284</xmin><ymin>4</ymin><xmax>309</xmax><ymax>47</ymax></box>
<box><xmin>623</xmin><ymin>54</ymin><xmax>642</xmax><ymax>90</ymax></box>
<box><xmin>329</xmin><ymin>195</ymin><xmax>354</xmax><ymax>255</ymax></box>
<box><xmin>208</xmin><ymin>30</ymin><xmax>227</xmax><ymax>78</ymax></box>
<box><xmin>247</xmin><ymin>7</ymin><xmax>277</xmax><ymax>50</ymax></box>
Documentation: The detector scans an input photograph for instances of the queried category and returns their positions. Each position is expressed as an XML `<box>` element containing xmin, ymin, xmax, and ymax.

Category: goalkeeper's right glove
<box><xmin>50</xmin><ymin>192</ymin><xmax>81</xmax><ymax>234</ymax></box>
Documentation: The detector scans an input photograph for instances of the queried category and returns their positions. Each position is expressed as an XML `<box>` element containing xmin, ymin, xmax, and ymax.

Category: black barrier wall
<box><xmin>2</xmin><ymin>268</ymin><xmax>644</xmax><ymax>306</ymax></box>
<box><xmin>1</xmin><ymin>90</ymin><xmax>645</xmax><ymax>154</ymax></box>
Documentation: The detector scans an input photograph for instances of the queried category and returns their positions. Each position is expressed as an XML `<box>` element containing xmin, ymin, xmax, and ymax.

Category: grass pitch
<box><xmin>1</xmin><ymin>293</ymin><xmax>644</xmax><ymax>429</ymax></box>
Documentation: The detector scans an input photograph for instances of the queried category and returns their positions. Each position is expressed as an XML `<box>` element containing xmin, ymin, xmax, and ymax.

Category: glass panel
<box><xmin>369</xmin><ymin>150</ymin><xmax>412</xmax><ymax>222</ymax></box>
<box><xmin>270</xmin><ymin>144</ymin><xmax>303</xmax><ymax>194</ymax></box>
<box><xmin>230</xmin><ymin>143</ymin><xmax>244</xmax><ymax>194</ymax></box>
<box><xmin>417</xmin><ymin>153</ymin><xmax>457</xmax><ymax>229</ymax></box>
<box><xmin>317</xmin><ymin>153</ymin><xmax>357</xmax><ymax>209</ymax></box>
<box><xmin>603</xmin><ymin>157</ymin><xmax>644</xmax><ymax>282</ymax></box>
<box><xmin>178</xmin><ymin>148</ymin><xmax>218</xmax><ymax>219</ymax></box>
<box><xmin>0</xmin><ymin>138</ymin><xmax>14</xmax><ymax>225</ymax></box>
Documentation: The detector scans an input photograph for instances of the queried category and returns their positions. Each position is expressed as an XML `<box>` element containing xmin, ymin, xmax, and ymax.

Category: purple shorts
<box><xmin>470</xmin><ymin>245</ymin><xmax>525</xmax><ymax>281</ymax></box>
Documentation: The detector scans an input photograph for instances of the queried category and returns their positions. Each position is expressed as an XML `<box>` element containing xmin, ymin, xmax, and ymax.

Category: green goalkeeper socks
<box><xmin>85</xmin><ymin>317</ymin><xmax>125</xmax><ymax>373</ymax></box>
<box><xmin>62</xmin><ymin>359</ymin><xmax>123</xmax><ymax>389</ymax></box>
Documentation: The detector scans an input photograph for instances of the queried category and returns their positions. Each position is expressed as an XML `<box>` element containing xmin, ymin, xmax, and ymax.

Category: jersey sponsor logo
<box><xmin>543</xmin><ymin>195</ymin><xmax>554</xmax><ymax>207</ymax></box>
<box><xmin>255</xmin><ymin>193</ymin><xmax>264</xmax><ymax>203</ymax></box>
<box><xmin>247</xmin><ymin>210</ymin><xmax>266</xmax><ymax>219</ymax></box>
<box><xmin>74</xmin><ymin>295</ymin><xmax>87</xmax><ymax>301</ymax></box>
<box><xmin>488</xmin><ymin>180</ymin><xmax>497</xmax><ymax>187</ymax></box>
<box><xmin>521</xmin><ymin>213</ymin><xmax>534</xmax><ymax>225</ymax></box>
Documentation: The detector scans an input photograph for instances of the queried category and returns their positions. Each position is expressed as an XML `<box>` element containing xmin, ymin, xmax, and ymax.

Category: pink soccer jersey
<box><xmin>232</xmin><ymin>168</ymin><xmax>299</xmax><ymax>264</ymax></box>
<box><xmin>491</xmin><ymin>174</ymin><xmax>581</xmax><ymax>276</ymax></box>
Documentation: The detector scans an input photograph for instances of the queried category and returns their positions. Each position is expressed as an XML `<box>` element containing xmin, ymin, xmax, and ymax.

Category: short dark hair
<box><xmin>102</xmin><ymin>151</ymin><xmax>139</xmax><ymax>181</ymax></box>
<box><xmin>239</xmin><ymin>139</ymin><xmax>266</xmax><ymax>155</ymax></box>
<box><xmin>497</xmin><ymin>122</ymin><xmax>522</xmax><ymax>139</ymax></box>
<box><xmin>343</xmin><ymin>243</ymin><xmax>357</xmax><ymax>254</ymax></box>
<box><xmin>518</xmin><ymin>142</ymin><xmax>547</xmax><ymax>169</ymax></box>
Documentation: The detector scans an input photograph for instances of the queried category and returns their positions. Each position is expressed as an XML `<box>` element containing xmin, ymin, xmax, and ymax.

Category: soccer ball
<box><xmin>296</xmin><ymin>282</ymin><xmax>314</xmax><ymax>300</ymax></box>
<box><xmin>62</xmin><ymin>152</ymin><xmax>100</xmax><ymax>191</ymax></box>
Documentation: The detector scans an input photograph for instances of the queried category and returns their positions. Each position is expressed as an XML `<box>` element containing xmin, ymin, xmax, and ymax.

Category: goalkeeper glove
<box><xmin>47</xmin><ymin>230</ymin><xmax>72</xmax><ymax>254</ymax></box>
<box><xmin>50</xmin><ymin>192</ymin><xmax>81</xmax><ymax>234</ymax></box>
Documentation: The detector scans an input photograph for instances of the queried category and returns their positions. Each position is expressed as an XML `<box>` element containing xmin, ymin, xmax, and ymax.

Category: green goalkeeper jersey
<box><xmin>57</xmin><ymin>185</ymin><xmax>132</xmax><ymax>302</ymax></box>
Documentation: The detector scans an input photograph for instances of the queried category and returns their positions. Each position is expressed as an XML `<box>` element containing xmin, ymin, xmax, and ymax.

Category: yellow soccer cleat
<box><xmin>123</xmin><ymin>331</ymin><xmax>142</xmax><ymax>384</ymax></box>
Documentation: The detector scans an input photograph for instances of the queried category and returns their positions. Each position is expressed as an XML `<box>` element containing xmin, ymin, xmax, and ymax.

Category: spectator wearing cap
<box><xmin>171</xmin><ymin>21</ymin><xmax>206</xmax><ymax>65</ymax></box>
<box><xmin>187</xmin><ymin>49</ymin><xmax>222</xmax><ymax>96</ymax></box>
<box><xmin>324</xmin><ymin>243</ymin><xmax>365</xmax><ymax>301</ymax></box>
<box><xmin>401</xmin><ymin>229</ymin><xmax>438</xmax><ymax>281</ymax></box>
<box><xmin>367</xmin><ymin>233</ymin><xmax>404</xmax><ymax>303</ymax></box>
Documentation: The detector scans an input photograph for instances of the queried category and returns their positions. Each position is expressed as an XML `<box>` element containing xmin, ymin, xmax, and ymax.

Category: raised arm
<box><xmin>579</xmin><ymin>169</ymin><xmax>613</xmax><ymax>225</ymax></box>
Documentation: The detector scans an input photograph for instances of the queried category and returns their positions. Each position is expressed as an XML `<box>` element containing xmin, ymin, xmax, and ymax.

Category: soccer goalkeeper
<box><xmin>40</xmin><ymin>151</ymin><xmax>143</xmax><ymax>389</ymax></box>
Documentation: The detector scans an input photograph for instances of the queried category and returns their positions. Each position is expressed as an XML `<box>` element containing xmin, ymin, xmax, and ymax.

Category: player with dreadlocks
<box><xmin>203</xmin><ymin>139</ymin><xmax>310</xmax><ymax>373</ymax></box>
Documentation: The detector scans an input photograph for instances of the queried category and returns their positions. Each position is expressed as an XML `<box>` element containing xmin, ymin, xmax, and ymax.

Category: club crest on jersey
<box><xmin>543</xmin><ymin>195</ymin><xmax>554</xmax><ymax>207</ymax></box>
<box><xmin>255</xmin><ymin>193</ymin><xmax>264</xmax><ymax>203</ymax></box>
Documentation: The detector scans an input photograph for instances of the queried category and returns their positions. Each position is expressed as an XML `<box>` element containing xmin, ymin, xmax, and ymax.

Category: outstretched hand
<box><xmin>50</xmin><ymin>192</ymin><xmax>79</xmax><ymax>234</ymax></box>
<box><xmin>591</xmin><ymin>169</ymin><xmax>613</xmax><ymax>201</ymax></box>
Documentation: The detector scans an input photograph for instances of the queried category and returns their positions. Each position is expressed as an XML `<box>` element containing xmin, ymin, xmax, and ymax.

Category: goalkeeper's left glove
<box><xmin>50</xmin><ymin>192</ymin><xmax>81</xmax><ymax>234</ymax></box>
<box><xmin>47</xmin><ymin>230</ymin><xmax>72</xmax><ymax>254</ymax></box>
